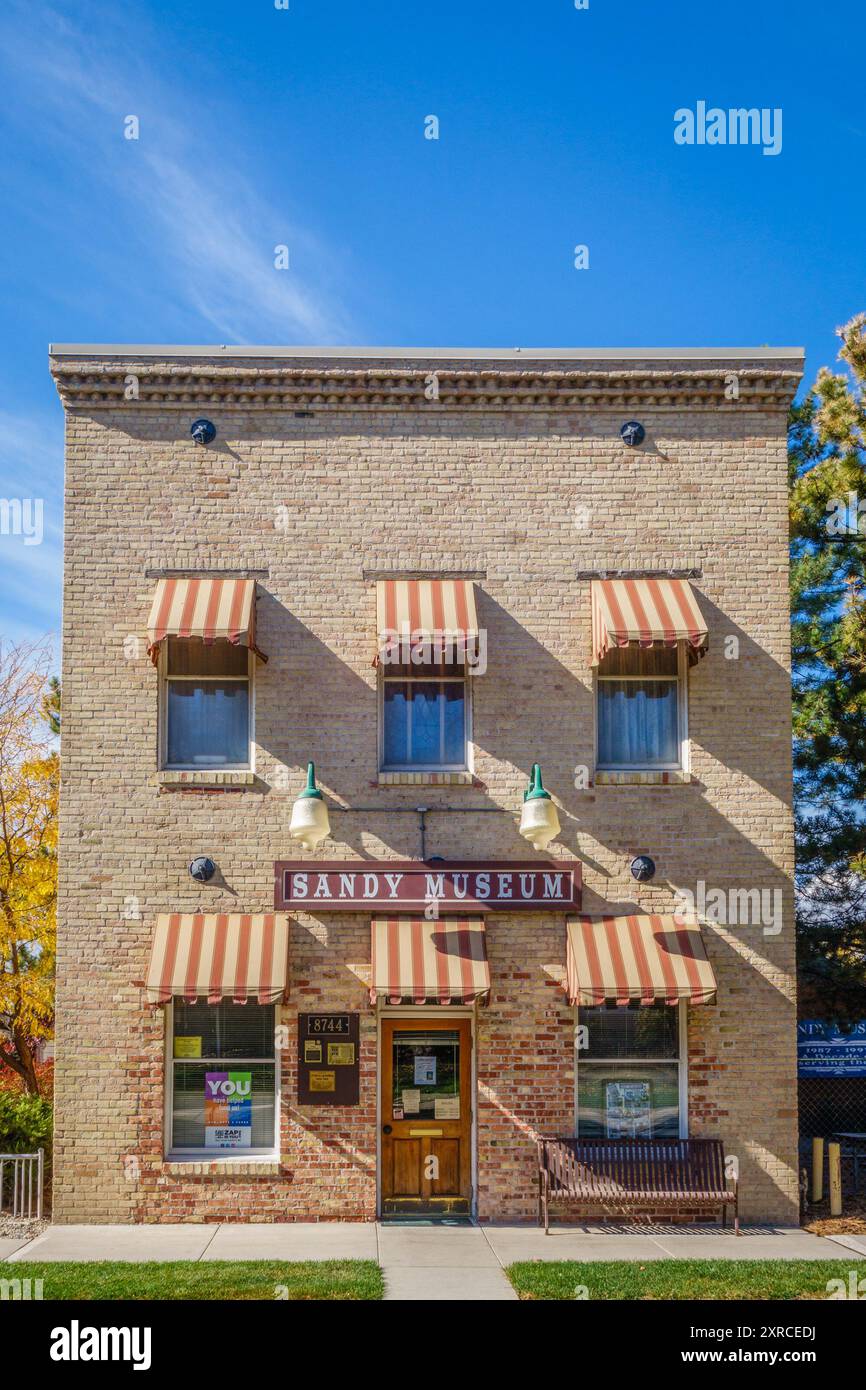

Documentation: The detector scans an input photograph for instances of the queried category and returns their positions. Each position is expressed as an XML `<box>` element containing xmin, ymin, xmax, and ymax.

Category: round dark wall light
<box><xmin>620</xmin><ymin>420</ymin><xmax>645</xmax><ymax>448</ymax></box>
<box><xmin>630</xmin><ymin>855</ymin><xmax>656</xmax><ymax>882</ymax></box>
<box><xmin>190</xmin><ymin>418</ymin><xmax>217</xmax><ymax>446</ymax></box>
<box><xmin>189</xmin><ymin>856</ymin><xmax>216</xmax><ymax>883</ymax></box>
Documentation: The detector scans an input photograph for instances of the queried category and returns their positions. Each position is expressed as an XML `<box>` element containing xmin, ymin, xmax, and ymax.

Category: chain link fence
<box><xmin>799</xmin><ymin>1077</ymin><xmax>866</xmax><ymax>1196</ymax></box>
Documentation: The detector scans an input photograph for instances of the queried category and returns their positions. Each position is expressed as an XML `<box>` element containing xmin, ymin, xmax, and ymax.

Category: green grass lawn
<box><xmin>4</xmin><ymin>1259</ymin><xmax>383</xmax><ymax>1300</ymax></box>
<box><xmin>507</xmin><ymin>1259</ymin><xmax>864</xmax><ymax>1301</ymax></box>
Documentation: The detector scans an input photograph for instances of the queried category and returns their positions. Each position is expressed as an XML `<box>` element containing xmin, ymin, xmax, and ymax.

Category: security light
<box><xmin>190</xmin><ymin>418</ymin><xmax>217</xmax><ymax>446</ymax></box>
<box><xmin>620</xmin><ymin>420</ymin><xmax>645</xmax><ymax>447</ymax></box>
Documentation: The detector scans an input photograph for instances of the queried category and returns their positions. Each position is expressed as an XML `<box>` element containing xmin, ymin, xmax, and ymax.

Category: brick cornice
<box><xmin>49</xmin><ymin>358</ymin><xmax>802</xmax><ymax>412</ymax></box>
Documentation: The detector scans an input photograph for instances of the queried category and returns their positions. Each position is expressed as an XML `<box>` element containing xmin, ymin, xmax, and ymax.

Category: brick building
<box><xmin>50</xmin><ymin>345</ymin><xmax>803</xmax><ymax>1225</ymax></box>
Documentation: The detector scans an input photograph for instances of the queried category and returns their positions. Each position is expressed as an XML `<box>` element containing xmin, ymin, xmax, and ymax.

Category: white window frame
<box><xmin>594</xmin><ymin>642</ymin><xmax>689</xmax><ymax>773</ymax></box>
<box><xmin>164</xmin><ymin>1000</ymin><xmax>279</xmax><ymax>1161</ymax></box>
<box><xmin>158</xmin><ymin>640</ymin><xmax>255</xmax><ymax>773</ymax></box>
<box><xmin>378</xmin><ymin>669</ymin><xmax>472</xmax><ymax>773</ymax></box>
<box><xmin>574</xmin><ymin>1000</ymin><xmax>688</xmax><ymax>1140</ymax></box>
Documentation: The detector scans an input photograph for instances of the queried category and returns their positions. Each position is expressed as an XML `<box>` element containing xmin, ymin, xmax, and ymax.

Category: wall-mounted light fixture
<box><xmin>518</xmin><ymin>763</ymin><xmax>561</xmax><ymax>851</ymax></box>
<box><xmin>289</xmin><ymin>762</ymin><xmax>331</xmax><ymax>850</ymax></box>
<box><xmin>630</xmin><ymin>855</ymin><xmax>656</xmax><ymax>882</ymax></box>
<box><xmin>620</xmin><ymin>420</ymin><xmax>645</xmax><ymax>447</ymax></box>
<box><xmin>189</xmin><ymin>856</ymin><xmax>216</xmax><ymax>883</ymax></box>
<box><xmin>190</xmin><ymin>418</ymin><xmax>217</xmax><ymax>446</ymax></box>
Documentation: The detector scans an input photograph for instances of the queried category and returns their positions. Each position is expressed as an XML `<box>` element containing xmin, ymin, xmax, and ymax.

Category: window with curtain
<box><xmin>576</xmin><ymin>1004</ymin><xmax>682</xmax><ymax>1138</ymax></box>
<box><xmin>381</xmin><ymin>659</ymin><xmax>467</xmax><ymax>769</ymax></box>
<box><xmin>169</xmin><ymin>1000</ymin><xmax>276</xmax><ymax>1155</ymax></box>
<box><xmin>163</xmin><ymin>637</ymin><xmax>251</xmax><ymax>769</ymax></box>
<box><xmin>596</xmin><ymin>645</ymin><xmax>683</xmax><ymax>768</ymax></box>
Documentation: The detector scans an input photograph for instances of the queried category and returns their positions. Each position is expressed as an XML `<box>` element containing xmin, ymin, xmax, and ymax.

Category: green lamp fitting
<box><xmin>523</xmin><ymin>762</ymin><xmax>552</xmax><ymax>802</ymax></box>
<box><xmin>298</xmin><ymin>761</ymin><xmax>324</xmax><ymax>800</ymax></box>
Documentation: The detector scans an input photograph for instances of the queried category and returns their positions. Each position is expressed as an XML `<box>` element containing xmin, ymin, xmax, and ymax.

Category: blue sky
<box><xmin>0</xmin><ymin>0</ymin><xmax>863</xmax><ymax>651</ymax></box>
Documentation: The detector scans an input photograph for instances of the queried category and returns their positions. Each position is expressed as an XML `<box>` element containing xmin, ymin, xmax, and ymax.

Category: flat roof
<box><xmin>48</xmin><ymin>344</ymin><xmax>804</xmax><ymax>360</ymax></box>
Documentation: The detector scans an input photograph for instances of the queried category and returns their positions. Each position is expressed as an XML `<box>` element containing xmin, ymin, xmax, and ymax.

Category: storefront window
<box><xmin>163</xmin><ymin>637</ymin><xmax>251</xmax><ymax>769</ymax></box>
<box><xmin>596</xmin><ymin>646</ymin><xmax>683</xmax><ymax>769</ymax></box>
<box><xmin>381</xmin><ymin>672</ymin><xmax>467</xmax><ymax>769</ymax></box>
<box><xmin>169</xmin><ymin>1000</ymin><xmax>276</xmax><ymax>1155</ymax></box>
<box><xmin>577</xmin><ymin>1003</ymin><xmax>683</xmax><ymax>1138</ymax></box>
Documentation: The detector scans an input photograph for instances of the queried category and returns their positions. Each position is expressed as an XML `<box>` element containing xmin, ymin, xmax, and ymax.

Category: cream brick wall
<box><xmin>51</xmin><ymin>351</ymin><xmax>801</xmax><ymax>1223</ymax></box>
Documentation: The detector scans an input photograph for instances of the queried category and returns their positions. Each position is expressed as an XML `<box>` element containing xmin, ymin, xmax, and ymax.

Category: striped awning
<box><xmin>144</xmin><ymin>913</ymin><xmax>289</xmax><ymax>1005</ymax></box>
<box><xmin>375</xmin><ymin>578</ymin><xmax>480</xmax><ymax>665</ymax></box>
<box><xmin>146</xmin><ymin>578</ymin><xmax>266</xmax><ymax>664</ymax></box>
<box><xmin>566</xmin><ymin>914</ymin><xmax>717</xmax><ymax>1007</ymax></box>
<box><xmin>591</xmin><ymin>578</ymin><xmax>708</xmax><ymax>665</ymax></box>
<box><xmin>370</xmin><ymin>917</ymin><xmax>490</xmax><ymax>1005</ymax></box>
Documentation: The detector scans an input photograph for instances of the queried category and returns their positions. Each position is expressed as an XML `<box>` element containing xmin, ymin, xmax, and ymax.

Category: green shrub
<box><xmin>0</xmin><ymin>1090</ymin><xmax>52</xmax><ymax>1153</ymax></box>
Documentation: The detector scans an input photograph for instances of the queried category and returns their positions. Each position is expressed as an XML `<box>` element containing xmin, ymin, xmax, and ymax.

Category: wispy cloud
<box><xmin>0</xmin><ymin>1</ymin><xmax>354</xmax><ymax>344</ymax></box>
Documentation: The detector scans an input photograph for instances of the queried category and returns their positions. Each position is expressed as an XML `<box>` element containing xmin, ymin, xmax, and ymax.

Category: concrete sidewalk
<box><xmin>3</xmin><ymin>1222</ymin><xmax>862</xmax><ymax>1301</ymax></box>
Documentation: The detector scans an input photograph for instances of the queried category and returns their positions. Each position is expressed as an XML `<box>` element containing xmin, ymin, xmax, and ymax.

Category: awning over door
<box><xmin>591</xmin><ymin>578</ymin><xmax>708</xmax><ymax>665</ymax></box>
<box><xmin>375</xmin><ymin>578</ymin><xmax>480</xmax><ymax>665</ymax></box>
<box><xmin>566</xmin><ymin>914</ymin><xmax>717</xmax><ymax>1006</ymax></box>
<box><xmin>370</xmin><ymin>917</ymin><xmax>490</xmax><ymax>1005</ymax></box>
<box><xmin>146</xmin><ymin>577</ymin><xmax>266</xmax><ymax>664</ymax></box>
<box><xmin>144</xmin><ymin>913</ymin><xmax>289</xmax><ymax>1005</ymax></box>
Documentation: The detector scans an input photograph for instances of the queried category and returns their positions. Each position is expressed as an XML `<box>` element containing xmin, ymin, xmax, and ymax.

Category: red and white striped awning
<box><xmin>144</xmin><ymin>913</ymin><xmax>289</xmax><ymax>1005</ymax></box>
<box><xmin>591</xmin><ymin>578</ymin><xmax>708</xmax><ymax>665</ymax></box>
<box><xmin>566</xmin><ymin>914</ymin><xmax>717</xmax><ymax>1007</ymax></box>
<box><xmin>375</xmin><ymin>579</ymin><xmax>480</xmax><ymax>665</ymax></box>
<box><xmin>371</xmin><ymin>917</ymin><xmax>490</xmax><ymax>1005</ymax></box>
<box><xmin>146</xmin><ymin>578</ymin><xmax>266</xmax><ymax>664</ymax></box>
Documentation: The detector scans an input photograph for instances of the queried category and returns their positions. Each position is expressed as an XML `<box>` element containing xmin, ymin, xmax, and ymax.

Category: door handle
<box><xmin>382</xmin><ymin>1124</ymin><xmax>392</xmax><ymax>1135</ymax></box>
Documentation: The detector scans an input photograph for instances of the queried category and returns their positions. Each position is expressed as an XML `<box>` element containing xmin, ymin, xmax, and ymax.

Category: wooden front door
<box><xmin>380</xmin><ymin>1017</ymin><xmax>472</xmax><ymax>1215</ymax></box>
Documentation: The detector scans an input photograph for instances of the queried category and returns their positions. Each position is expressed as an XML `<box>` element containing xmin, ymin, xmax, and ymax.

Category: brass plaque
<box><xmin>304</xmin><ymin>1040</ymin><xmax>322</xmax><ymax>1063</ymax></box>
<box><xmin>309</xmin><ymin>1070</ymin><xmax>336</xmax><ymax>1092</ymax></box>
<box><xmin>327</xmin><ymin>1042</ymin><xmax>355</xmax><ymax>1066</ymax></box>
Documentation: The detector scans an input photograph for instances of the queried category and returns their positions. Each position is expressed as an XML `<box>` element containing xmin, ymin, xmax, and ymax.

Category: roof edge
<box><xmin>48</xmin><ymin>343</ymin><xmax>805</xmax><ymax>361</ymax></box>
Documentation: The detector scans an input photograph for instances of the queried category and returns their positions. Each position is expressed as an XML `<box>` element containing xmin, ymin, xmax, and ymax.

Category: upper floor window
<box><xmin>162</xmin><ymin>637</ymin><xmax>251</xmax><ymax>770</ymax></box>
<box><xmin>380</xmin><ymin>660</ymin><xmax>468</xmax><ymax>771</ymax></box>
<box><xmin>596</xmin><ymin>645</ymin><xmax>686</xmax><ymax>770</ymax></box>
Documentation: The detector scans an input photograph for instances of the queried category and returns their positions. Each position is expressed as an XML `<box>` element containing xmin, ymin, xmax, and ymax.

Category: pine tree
<box><xmin>790</xmin><ymin>314</ymin><xmax>866</xmax><ymax>1019</ymax></box>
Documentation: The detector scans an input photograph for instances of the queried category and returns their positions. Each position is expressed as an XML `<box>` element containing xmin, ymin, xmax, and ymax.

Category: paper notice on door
<box><xmin>401</xmin><ymin>1088</ymin><xmax>421</xmax><ymax>1114</ymax></box>
<box><xmin>414</xmin><ymin>1056</ymin><xmax>437</xmax><ymax>1085</ymax></box>
<box><xmin>434</xmin><ymin>1095</ymin><xmax>460</xmax><ymax>1120</ymax></box>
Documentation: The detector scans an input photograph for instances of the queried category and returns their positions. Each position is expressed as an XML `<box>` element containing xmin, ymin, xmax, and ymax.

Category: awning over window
<box><xmin>375</xmin><ymin>578</ymin><xmax>480</xmax><ymax>665</ymax></box>
<box><xmin>144</xmin><ymin>913</ymin><xmax>289</xmax><ymax>1005</ymax></box>
<box><xmin>591</xmin><ymin>578</ymin><xmax>708</xmax><ymax>665</ymax></box>
<box><xmin>146</xmin><ymin>577</ymin><xmax>266</xmax><ymax>665</ymax></box>
<box><xmin>370</xmin><ymin>917</ymin><xmax>490</xmax><ymax>1005</ymax></box>
<box><xmin>566</xmin><ymin>914</ymin><xmax>717</xmax><ymax>1007</ymax></box>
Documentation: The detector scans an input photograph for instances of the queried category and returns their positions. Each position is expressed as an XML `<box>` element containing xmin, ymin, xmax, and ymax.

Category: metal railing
<box><xmin>0</xmin><ymin>1150</ymin><xmax>44</xmax><ymax>1221</ymax></box>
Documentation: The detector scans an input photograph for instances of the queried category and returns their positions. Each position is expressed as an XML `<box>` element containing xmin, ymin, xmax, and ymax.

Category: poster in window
<box><xmin>414</xmin><ymin>1056</ymin><xmax>437</xmax><ymax>1085</ymax></box>
<box><xmin>605</xmin><ymin>1080</ymin><xmax>651</xmax><ymax>1138</ymax></box>
<box><xmin>204</xmin><ymin>1070</ymin><xmax>253</xmax><ymax>1148</ymax></box>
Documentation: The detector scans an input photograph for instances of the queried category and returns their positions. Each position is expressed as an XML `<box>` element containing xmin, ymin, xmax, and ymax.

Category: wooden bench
<box><xmin>537</xmin><ymin>1137</ymin><xmax>739</xmax><ymax>1234</ymax></box>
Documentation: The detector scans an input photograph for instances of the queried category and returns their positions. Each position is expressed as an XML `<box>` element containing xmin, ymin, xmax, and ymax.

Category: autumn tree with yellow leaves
<box><xmin>0</xmin><ymin>641</ymin><xmax>58</xmax><ymax>1095</ymax></box>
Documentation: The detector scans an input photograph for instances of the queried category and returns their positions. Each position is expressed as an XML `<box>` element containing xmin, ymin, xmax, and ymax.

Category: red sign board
<box><xmin>274</xmin><ymin>860</ymin><xmax>581</xmax><ymax>913</ymax></box>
